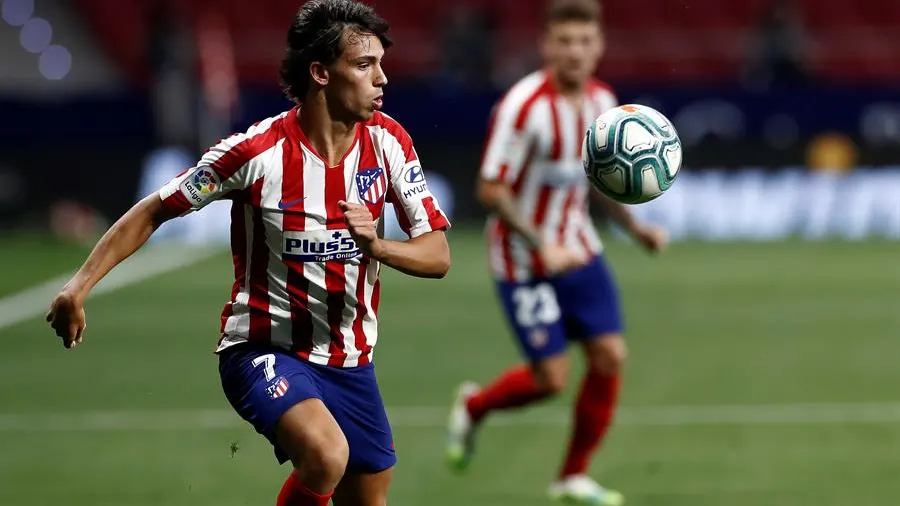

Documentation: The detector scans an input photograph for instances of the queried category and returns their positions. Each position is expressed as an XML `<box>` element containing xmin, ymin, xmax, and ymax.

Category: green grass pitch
<box><xmin>0</xmin><ymin>229</ymin><xmax>898</xmax><ymax>505</ymax></box>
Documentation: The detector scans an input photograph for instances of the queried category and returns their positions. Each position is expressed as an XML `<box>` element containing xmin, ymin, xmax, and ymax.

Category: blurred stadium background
<box><xmin>1</xmin><ymin>0</ymin><xmax>898</xmax><ymax>505</ymax></box>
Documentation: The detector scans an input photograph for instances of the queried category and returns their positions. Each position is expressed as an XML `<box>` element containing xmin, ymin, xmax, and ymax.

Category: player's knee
<box><xmin>586</xmin><ymin>334</ymin><xmax>627</xmax><ymax>376</ymax></box>
<box><xmin>533</xmin><ymin>356</ymin><xmax>569</xmax><ymax>395</ymax></box>
<box><xmin>304</xmin><ymin>431</ymin><xmax>349</xmax><ymax>486</ymax></box>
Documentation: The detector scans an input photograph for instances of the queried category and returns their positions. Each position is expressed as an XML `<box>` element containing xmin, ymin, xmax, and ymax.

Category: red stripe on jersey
<box><xmin>209</xmin><ymin>117</ymin><xmax>285</xmax><ymax>180</ymax></box>
<box><xmin>281</xmin><ymin>139</ymin><xmax>314</xmax><ymax>353</ymax></box>
<box><xmin>548</xmin><ymin>97</ymin><xmax>562</xmax><ymax>161</ymax></box>
<box><xmin>324</xmin><ymin>262</ymin><xmax>348</xmax><ymax>367</ymax></box>
<box><xmin>575</xmin><ymin>107</ymin><xmax>585</xmax><ymax>158</ymax></box>
<box><xmin>246</xmin><ymin>178</ymin><xmax>271</xmax><ymax>344</ymax></box>
<box><xmin>557</xmin><ymin>187</ymin><xmax>578</xmax><ymax>244</ymax></box>
<box><xmin>351</xmin><ymin>261</ymin><xmax>369</xmax><ymax>365</ymax></box>
<box><xmin>422</xmin><ymin>196</ymin><xmax>449</xmax><ymax>231</ymax></box>
<box><xmin>371</xmin><ymin>278</ymin><xmax>381</xmax><ymax>315</ymax></box>
<box><xmin>514</xmin><ymin>78</ymin><xmax>551</xmax><ymax>130</ymax></box>
<box><xmin>160</xmin><ymin>189</ymin><xmax>192</xmax><ymax>215</ymax></box>
<box><xmin>220</xmin><ymin>196</ymin><xmax>248</xmax><ymax>334</ymax></box>
<box><xmin>530</xmin><ymin>186</ymin><xmax>554</xmax><ymax>278</ymax></box>
<box><xmin>324</xmin><ymin>159</ymin><xmax>350</xmax><ymax>367</ymax></box>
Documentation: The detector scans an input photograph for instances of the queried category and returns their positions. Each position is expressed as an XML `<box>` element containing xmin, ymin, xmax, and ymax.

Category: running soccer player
<box><xmin>445</xmin><ymin>1</ymin><xmax>666</xmax><ymax>504</ymax></box>
<box><xmin>46</xmin><ymin>1</ymin><xmax>450</xmax><ymax>505</ymax></box>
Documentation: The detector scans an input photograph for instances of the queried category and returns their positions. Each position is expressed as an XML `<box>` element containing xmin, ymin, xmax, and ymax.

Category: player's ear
<box><xmin>309</xmin><ymin>61</ymin><xmax>329</xmax><ymax>87</ymax></box>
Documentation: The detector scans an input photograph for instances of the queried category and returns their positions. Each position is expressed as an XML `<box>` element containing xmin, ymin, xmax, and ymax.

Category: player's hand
<box><xmin>46</xmin><ymin>290</ymin><xmax>86</xmax><ymax>349</ymax></box>
<box><xmin>631</xmin><ymin>223</ymin><xmax>669</xmax><ymax>254</ymax></box>
<box><xmin>338</xmin><ymin>200</ymin><xmax>383</xmax><ymax>258</ymax></box>
<box><xmin>539</xmin><ymin>243</ymin><xmax>587</xmax><ymax>275</ymax></box>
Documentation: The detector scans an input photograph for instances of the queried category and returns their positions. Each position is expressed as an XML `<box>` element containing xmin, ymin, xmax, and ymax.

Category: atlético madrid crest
<box><xmin>356</xmin><ymin>167</ymin><xmax>387</xmax><ymax>205</ymax></box>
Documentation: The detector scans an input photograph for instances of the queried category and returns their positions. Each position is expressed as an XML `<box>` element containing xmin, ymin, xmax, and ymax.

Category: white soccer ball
<box><xmin>582</xmin><ymin>104</ymin><xmax>682</xmax><ymax>204</ymax></box>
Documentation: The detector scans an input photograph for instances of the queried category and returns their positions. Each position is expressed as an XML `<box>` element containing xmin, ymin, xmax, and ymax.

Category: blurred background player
<box><xmin>445</xmin><ymin>1</ymin><xmax>666</xmax><ymax>504</ymax></box>
<box><xmin>45</xmin><ymin>1</ymin><xmax>450</xmax><ymax>505</ymax></box>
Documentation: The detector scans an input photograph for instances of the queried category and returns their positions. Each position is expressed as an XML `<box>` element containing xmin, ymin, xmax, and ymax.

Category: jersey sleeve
<box><xmin>380</xmin><ymin>120</ymin><xmax>451</xmax><ymax>239</ymax></box>
<box><xmin>479</xmin><ymin>97</ymin><xmax>532</xmax><ymax>184</ymax></box>
<box><xmin>157</xmin><ymin>125</ymin><xmax>276</xmax><ymax>216</ymax></box>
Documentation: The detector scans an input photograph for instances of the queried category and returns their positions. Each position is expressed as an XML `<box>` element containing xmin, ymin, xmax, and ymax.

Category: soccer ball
<box><xmin>582</xmin><ymin>104</ymin><xmax>682</xmax><ymax>204</ymax></box>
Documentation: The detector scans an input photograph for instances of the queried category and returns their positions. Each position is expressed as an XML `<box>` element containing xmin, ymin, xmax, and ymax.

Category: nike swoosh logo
<box><xmin>277</xmin><ymin>198</ymin><xmax>306</xmax><ymax>210</ymax></box>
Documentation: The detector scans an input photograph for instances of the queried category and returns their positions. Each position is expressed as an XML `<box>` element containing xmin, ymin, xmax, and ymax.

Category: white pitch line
<box><xmin>0</xmin><ymin>244</ymin><xmax>224</xmax><ymax>330</ymax></box>
<box><xmin>2</xmin><ymin>402</ymin><xmax>900</xmax><ymax>432</ymax></box>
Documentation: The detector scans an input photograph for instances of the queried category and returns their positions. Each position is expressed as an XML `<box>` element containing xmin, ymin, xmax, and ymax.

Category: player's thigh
<box><xmin>495</xmin><ymin>278</ymin><xmax>570</xmax><ymax>364</ymax></box>
<box><xmin>275</xmin><ymin>397</ymin><xmax>349</xmax><ymax>472</ymax></box>
<box><xmin>552</xmin><ymin>255</ymin><xmax>624</xmax><ymax>341</ymax></box>
<box><xmin>332</xmin><ymin>467</ymin><xmax>393</xmax><ymax>506</ymax></box>
<box><xmin>218</xmin><ymin>343</ymin><xmax>347</xmax><ymax>468</ymax></box>
<box><xmin>318</xmin><ymin>363</ymin><xmax>397</xmax><ymax>475</ymax></box>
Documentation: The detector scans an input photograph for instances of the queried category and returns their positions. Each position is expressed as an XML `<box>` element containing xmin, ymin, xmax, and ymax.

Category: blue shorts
<box><xmin>495</xmin><ymin>255</ymin><xmax>623</xmax><ymax>362</ymax></box>
<box><xmin>218</xmin><ymin>344</ymin><xmax>396</xmax><ymax>473</ymax></box>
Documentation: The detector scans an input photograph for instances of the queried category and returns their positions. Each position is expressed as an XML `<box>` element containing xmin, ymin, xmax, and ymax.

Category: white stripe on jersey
<box><xmin>298</xmin><ymin>148</ymin><xmax>333</xmax><ymax>366</ymax></box>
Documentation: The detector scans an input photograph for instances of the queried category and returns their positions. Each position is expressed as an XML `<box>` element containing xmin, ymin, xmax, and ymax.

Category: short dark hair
<box><xmin>544</xmin><ymin>0</ymin><xmax>601</xmax><ymax>25</ymax></box>
<box><xmin>279</xmin><ymin>0</ymin><xmax>392</xmax><ymax>103</ymax></box>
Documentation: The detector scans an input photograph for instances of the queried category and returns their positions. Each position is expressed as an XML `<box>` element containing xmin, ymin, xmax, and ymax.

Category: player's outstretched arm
<box><xmin>46</xmin><ymin>193</ymin><xmax>177</xmax><ymax>348</ymax></box>
<box><xmin>591</xmin><ymin>191</ymin><xmax>669</xmax><ymax>253</ymax></box>
<box><xmin>339</xmin><ymin>200</ymin><xmax>450</xmax><ymax>278</ymax></box>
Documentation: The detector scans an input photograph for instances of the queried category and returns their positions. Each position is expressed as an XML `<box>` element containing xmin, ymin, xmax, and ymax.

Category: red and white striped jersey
<box><xmin>480</xmin><ymin>70</ymin><xmax>617</xmax><ymax>282</ymax></box>
<box><xmin>158</xmin><ymin>107</ymin><xmax>450</xmax><ymax>367</ymax></box>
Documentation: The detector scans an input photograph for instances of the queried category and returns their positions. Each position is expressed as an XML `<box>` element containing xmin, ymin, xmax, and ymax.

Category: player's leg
<box><xmin>274</xmin><ymin>399</ymin><xmax>350</xmax><ymax>504</ymax></box>
<box><xmin>548</xmin><ymin>255</ymin><xmax>625</xmax><ymax>506</ymax></box>
<box><xmin>320</xmin><ymin>362</ymin><xmax>397</xmax><ymax>506</ymax></box>
<box><xmin>218</xmin><ymin>344</ymin><xmax>348</xmax><ymax>505</ymax></box>
<box><xmin>331</xmin><ymin>468</ymin><xmax>393</xmax><ymax>506</ymax></box>
<box><xmin>446</xmin><ymin>278</ymin><xmax>569</xmax><ymax>471</ymax></box>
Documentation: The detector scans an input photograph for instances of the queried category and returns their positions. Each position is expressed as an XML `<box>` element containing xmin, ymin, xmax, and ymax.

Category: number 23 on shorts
<box><xmin>512</xmin><ymin>283</ymin><xmax>561</xmax><ymax>327</ymax></box>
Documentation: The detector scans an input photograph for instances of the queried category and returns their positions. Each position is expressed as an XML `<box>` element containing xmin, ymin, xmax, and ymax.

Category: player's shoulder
<box><xmin>587</xmin><ymin>78</ymin><xmax>618</xmax><ymax>106</ymax></box>
<box><xmin>242</xmin><ymin>109</ymin><xmax>292</xmax><ymax>137</ymax></box>
<box><xmin>496</xmin><ymin>70</ymin><xmax>553</xmax><ymax>112</ymax></box>
<box><xmin>212</xmin><ymin>109</ymin><xmax>292</xmax><ymax>155</ymax></box>
<box><xmin>199</xmin><ymin>109</ymin><xmax>293</xmax><ymax>171</ymax></box>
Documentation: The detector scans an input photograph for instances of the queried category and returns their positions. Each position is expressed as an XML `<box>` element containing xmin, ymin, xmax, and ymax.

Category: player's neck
<box><xmin>548</xmin><ymin>71</ymin><xmax>586</xmax><ymax>103</ymax></box>
<box><xmin>296</xmin><ymin>99</ymin><xmax>358</xmax><ymax>167</ymax></box>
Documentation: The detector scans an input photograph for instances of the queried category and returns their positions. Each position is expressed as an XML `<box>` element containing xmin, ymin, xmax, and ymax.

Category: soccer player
<box><xmin>445</xmin><ymin>1</ymin><xmax>667</xmax><ymax>504</ymax></box>
<box><xmin>45</xmin><ymin>1</ymin><xmax>451</xmax><ymax>505</ymax></box>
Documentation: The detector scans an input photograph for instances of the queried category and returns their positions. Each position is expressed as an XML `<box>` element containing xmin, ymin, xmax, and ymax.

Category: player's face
<box><xmin>541</xmin><ymin>20</ymin><xmax>604</xmax><ymax>89</ymax></box>
<box><xmin>324</xmin><ymin>30</ymin><xmax>387</xmax><ymax>122</ymax></box>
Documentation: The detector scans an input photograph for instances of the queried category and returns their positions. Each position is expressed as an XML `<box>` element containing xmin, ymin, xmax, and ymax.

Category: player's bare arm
<box><xmin>46</xmin><ymin>193</ymin><xmax>177</xmax><ymax>348</ymax></box>
<box><xmin>477</xmin><ymin>178</ymin><xmax>585</xmax><ymax>274</ymax></box>
<box><xmin>339</xmin><ymin>200</ymin><xmax>450</xmax><ymax>278</ymax></box>
<box><xmin>591</xmin><ymin>191</ymin><xmax>668</xmax><ymax>253</ymax></box>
